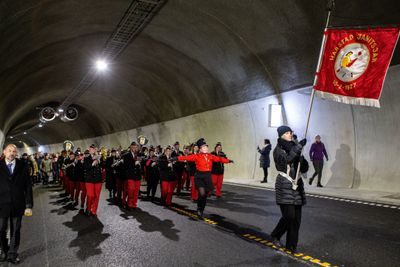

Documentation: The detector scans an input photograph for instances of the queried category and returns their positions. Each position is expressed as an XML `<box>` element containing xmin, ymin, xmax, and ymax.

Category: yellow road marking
<box><xmin>319</xmin><ymin>263</ymin><xmax>331</xmax><ymax>267</ymax></box>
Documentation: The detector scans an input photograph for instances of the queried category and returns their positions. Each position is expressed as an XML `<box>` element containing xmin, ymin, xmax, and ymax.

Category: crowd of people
<box><xmin>0</xmin><ymin>128</ymin><xmax>329</xmax><ymax>263</ymax></box>
<box><xmin>19</xmin><ymin>139</ymin><xmax>232</xmax><ymax>218</ymax></box>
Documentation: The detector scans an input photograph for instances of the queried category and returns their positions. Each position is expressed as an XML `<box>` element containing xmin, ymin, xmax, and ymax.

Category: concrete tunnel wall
<box><xmin>18</xmin><ymin>65</ymin><xmax>400</xmax><ymax>193</ymax></box>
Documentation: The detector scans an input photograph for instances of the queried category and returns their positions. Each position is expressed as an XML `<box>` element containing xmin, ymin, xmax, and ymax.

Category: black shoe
<box><xmin>317</xmin><ymin>184</ymin><xmax>323</xmax><ymax>188</ymax></box>
<box><xmin>196</xmin><ymin>209</ymin><xmax>203</xmax><ymax>218</ymax></box>
<box><xmin>271</xmin><ymin>237</ymin><xmax>282</xmax><ymax>247</ymax></box>
<box><xmin>0</xmin><ymin>251</ymin><xmax>7</xmax><ymax>262</ymax></box>
<box><xmin>7</xmin><ymin>256</ymin><xmax>20</xmax><ymax>264</ymax></box>
<box><xmin>285</xmin><ymin>246</ymin><xmax>297</xmax><ymax>253</ymax></box>
<box><xmin>308</xmin><ymin>178</ymin><xmax>313</xmax><ymax>185</ymax></box>
<box><xmin>260</xmin><ymin>180</ymin><xmax>268</xmax><ymax>183</ymax></box>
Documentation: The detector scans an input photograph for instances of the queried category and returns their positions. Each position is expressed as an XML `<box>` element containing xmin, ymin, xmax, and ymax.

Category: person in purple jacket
<box><xmin>309</xmin><ymin>135</ymin><xmax>328</xmax><ymax>187</ymax></box>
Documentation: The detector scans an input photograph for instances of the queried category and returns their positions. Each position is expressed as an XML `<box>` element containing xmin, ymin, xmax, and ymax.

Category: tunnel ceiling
<box><xmin>1</xmin><ymin>0</ymin><xmax>399</xmax><ymax>147</ymax></box>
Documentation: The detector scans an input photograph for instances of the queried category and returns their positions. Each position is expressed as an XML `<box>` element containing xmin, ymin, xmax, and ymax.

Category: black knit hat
<box><xmin>130</xmin><ymin>141</ymin><xmax>137</xmax><ymax>146</ymax></box>
<box><xmin>277</xmin><ymin>125</ymin><xmax>292</xmax><ymax>137</ymax></box>
<box><xmin>196</xmin><ymin>138</ymin><xmax>207</xmax><ymax>147</ymax></box>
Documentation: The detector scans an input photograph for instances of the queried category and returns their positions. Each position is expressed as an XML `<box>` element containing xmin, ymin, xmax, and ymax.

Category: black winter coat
<box><xmin>122</xmin><ymin>152</ymin><xmax>142</xmax><ymax>181</ymax></box>
<box><xmin>211</xmin><ymin>151</ymin><xmax>226</xmax><ymax>175</ymax></box>
<box><xmin>83</xmin><ymin>156</ymin><xmax>102</xmax><ymax>183</ymax></box>
<box><xmin>171</xmin><ymin>150</ymin><xmax>184</xmax><ymax>174</ymax></box>
<box><xmin>64</xmin><ymin>158</ymin><xmax>77</xmax><ymax>181</ymax></box>
<box><xmin>273</xmin><ymin>139</ymin><xmax>306</xmax><ymax>206</ymax></box>
<box><xmin>74</xmin><ymin>160</ymin><xmax>84</xmax><ymax>182</ymax></box>
<box><xmin>145</xmin><ymin>158</ymin><xmax>160</xmax><ymax>181</ymax></box>
<box><xmin>0</xmin><ymin>159</ymin><xmax>33</xmax><ymax>217</ymax></box>
<box><xmin>157</xmin><ymin>155</ymin><xmax>176</xmax><ymax>181</ymax></box>
<box><xmin>258</xmin><ymin>144</ymin><xmax>271</xmax><ymax>168</ymax></box>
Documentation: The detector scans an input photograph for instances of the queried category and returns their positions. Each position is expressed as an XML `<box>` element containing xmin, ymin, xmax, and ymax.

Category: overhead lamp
<box><xmin>60</xmin><ymin>106</ymin><xmax>79</xmax><ymax>122</ymax></box>
<box><xmin>9</xmin><ymin>136</ymin><xmax>14</xmax><ymax>139</ymax></box>
<box><xmin>58</xmin><ymin>108</ymin><xmax>64</xmax><ymax>113</ymax></box>
<box><xmin>23</xmin><ymin>132</ymin><xmax>27</xmax><ymax>135</ymax></box>
<box><xmin>39</xmin><ymin>107</ymin><xmax>56</xmax><ymax>122</ymax></box>
<box><xmin>95</xmin><ymin>59</ymin><xmax>108</xmax><ymax>71</ymax></box>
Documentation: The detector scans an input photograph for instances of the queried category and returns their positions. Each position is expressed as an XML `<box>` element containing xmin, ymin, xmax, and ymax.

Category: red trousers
<box><xmin>212</xmin><ymin>174</ymin><xmax>224</xmax><ymax>197</ymax></box>
<box><xmin>124</xmin><ymin>180</ymin><xmax>141</xmax><ymax>208</ymax></box>
<box><xmin>161</xmin><ymin>181</ymin><xmax>176</xmax><ymax>206</ymax></box>
<box><xmin>116</xmin><ymin>178</ymin><xmax>124</xmax><ymax>203</ymax></box>
<box><xmin>190</xmin><ymin>176</ymin><xmax>198</xmax><ymax>201</ymax></box>
<box><xmin>79</xmin><ymin>182</ymin><xmax>87</xmax><ymax>208</ymax></box>
<box><xmin>85</xmin><ymin>182</ymin><xmax>102</xmax><ymax>215</ymax></box>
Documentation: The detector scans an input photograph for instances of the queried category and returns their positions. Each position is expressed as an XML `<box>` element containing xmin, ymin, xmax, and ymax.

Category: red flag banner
<box><xmin>314</xmin><ymin>27</ymin><xmax>400</xmax><ymax>107</ymax></box>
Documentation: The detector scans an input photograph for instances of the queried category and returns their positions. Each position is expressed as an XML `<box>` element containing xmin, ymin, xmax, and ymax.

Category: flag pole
<box><xmin>294</xmin><ymin>0</ymin><xmax>334</xmax><ymax>187</ymax></box>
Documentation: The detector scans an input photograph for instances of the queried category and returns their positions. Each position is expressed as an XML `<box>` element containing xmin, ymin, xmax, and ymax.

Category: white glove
<box><xmin>151</xmin><ymin>162</ymin><xmax>156</xmax><ymax>167</ymax></box>
<box><xmin>24</xmin><ymin>208</ymin><xmax>33</xmax><ymax>216</ymax></box>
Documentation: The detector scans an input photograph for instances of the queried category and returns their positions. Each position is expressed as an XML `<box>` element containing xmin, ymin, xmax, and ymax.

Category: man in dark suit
<box><xmin>0</xmin><ymin>144</ymin><xmax>33</xmax><ymax>264</ymax></box>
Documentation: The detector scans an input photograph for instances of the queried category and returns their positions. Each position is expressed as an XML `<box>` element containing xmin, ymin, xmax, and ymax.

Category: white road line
<box><xmin>227</xmin><ymin>182</ymin><xmax>400</xmax><ymax>210</ymax></box>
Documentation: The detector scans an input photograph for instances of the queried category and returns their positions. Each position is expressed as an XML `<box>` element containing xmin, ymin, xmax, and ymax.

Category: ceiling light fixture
<box><xmin>95</xmin><ymin>59</ymin><xmax>108</xmax><ymax>71</ymax></box>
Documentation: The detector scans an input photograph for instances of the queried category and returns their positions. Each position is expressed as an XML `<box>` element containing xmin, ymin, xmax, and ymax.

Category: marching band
<box><xmin>53</xmin><ymin>137</ymin><xmax>234</xmax><ymax>218</ymax></box>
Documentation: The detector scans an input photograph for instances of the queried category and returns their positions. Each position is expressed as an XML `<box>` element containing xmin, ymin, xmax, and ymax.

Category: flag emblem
<box><xmin>334</xmin><ymin>43</ymin><xmax>370</xmax><ymax>83</ymax></box>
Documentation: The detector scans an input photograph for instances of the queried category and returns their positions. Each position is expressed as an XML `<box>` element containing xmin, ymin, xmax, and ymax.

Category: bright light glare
<box><xmin>269</xmin><ymin>104</ymin><xmax>282</xmax><ymax>128</ymax></box>
<box><xmin>58</xmin><ymin>108</ymin><xmax>64</xmax><ymax>112</ymax></box>
<box><xmin>38</xmin><ymin>123</ymin><xmax>43</xmax><ymax>128</ymax></box>
<box><xmin>23</xmin><ymin>132</ymin><xmax>27</xmax><ymax>135</ymax></box>
<box><xmin>95</xmin><ymin>59</ymin><xmax>108</xmax><ymax>71</ymax></box>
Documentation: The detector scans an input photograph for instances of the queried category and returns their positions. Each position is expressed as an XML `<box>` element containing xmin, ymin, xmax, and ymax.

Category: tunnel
<box><xmin>0</xmin><ymin>1</ymin><xmax>400</xmax><ymax>266</ymax></box>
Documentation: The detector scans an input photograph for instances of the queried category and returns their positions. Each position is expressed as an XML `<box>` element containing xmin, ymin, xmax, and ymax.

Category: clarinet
<box><xmin>62</xmin><ymin>160</ymin><xmax>76</xmax><ymax>169</ymax></box>
<box><xmin>111</xmin><ymin>158</ymin><xmax>124</xmax><ymax>168</ymax></box>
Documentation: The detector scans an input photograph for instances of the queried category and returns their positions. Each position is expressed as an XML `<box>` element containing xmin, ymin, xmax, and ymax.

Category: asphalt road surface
<box><xmin>6</xmin><ymin>182</ymin><xmax>400</xmax><ymax>267</ymax></box>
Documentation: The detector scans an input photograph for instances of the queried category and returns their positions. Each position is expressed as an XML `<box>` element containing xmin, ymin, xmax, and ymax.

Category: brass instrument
<box><xmin>137</xmin><ymin>135</ymin><xmax>149</xmax><ymax>146</ymax></box>
<box><xmin>100</xmin><ymin>147</ymin><xmax>108</xmax><ymax>161</ymax></box>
